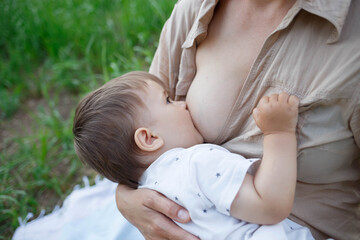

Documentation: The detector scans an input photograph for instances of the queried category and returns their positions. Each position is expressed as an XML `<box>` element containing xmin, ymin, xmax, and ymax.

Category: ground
<box><xmin>1</xmin><ymin>93</ymin><xmax>97</xmax><ymax>219</ymax></box>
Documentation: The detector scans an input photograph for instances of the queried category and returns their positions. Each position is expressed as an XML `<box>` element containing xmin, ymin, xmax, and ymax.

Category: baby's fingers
<box><xmin>269</xmin><ymin>94</ymin><xmax>279</xmax><ymax>103</ymax></box>
<box><xmin>278</xmin><ymin>92</ymin><xmax>290</xmax><ymax>103</ymax></box>
<box><xmin>252</xmin><ymin>107</ymin><xmax>260</xmax><ymax>123</ymax></box>
<box><xmin>288</xmin><ymin>95</ymin><xmax>299</xmax><ymax>108</ymax></box>
<box><xmin>258</xmin><ymin>96</ymin><xmax>269</xmax><ymax>106</ymax></box>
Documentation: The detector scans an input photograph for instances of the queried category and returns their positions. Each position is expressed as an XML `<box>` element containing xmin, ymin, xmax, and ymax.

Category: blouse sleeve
<box><xmin>149</xmin><ymin>0</ymin><xmax>201</xmax><ymax>99</ymax></box>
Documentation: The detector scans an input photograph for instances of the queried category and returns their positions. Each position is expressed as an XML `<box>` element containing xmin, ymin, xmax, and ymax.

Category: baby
<box><xmin>73</xmin><ymin>71</ymin><xmax>314</xmax><ymax>239</ymax></box>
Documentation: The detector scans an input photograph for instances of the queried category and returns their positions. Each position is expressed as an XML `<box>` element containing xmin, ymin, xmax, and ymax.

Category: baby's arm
<box><xmin>230</xmin><ymin>92</ymin><xmax>299</xmax><ymax>224</ymax></box>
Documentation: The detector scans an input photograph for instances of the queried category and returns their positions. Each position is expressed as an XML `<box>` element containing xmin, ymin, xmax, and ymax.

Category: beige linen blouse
<box><xmin>149</xmin><ymin>0</ymin><xmax>360</xmax><ymax>239</ymax></box>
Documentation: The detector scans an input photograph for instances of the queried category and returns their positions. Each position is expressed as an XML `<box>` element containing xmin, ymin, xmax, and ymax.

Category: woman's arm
<box><xmin>230</xmin><ymin>93</ymin><xmax>299</xmax><ymax>224</ymax></box>
<box><xmin>115</xmin><ymin>185</ymin><xmax>199</xmax><ymax>240</ymax></box>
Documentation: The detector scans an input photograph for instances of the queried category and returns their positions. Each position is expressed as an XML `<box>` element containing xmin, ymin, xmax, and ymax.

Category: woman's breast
<box><xmin>185</xmin><ymin>33</ymin><xmax>259</xmax><ymax>143</ymax></box>
<box><xmin>185</xmin><ymin>5</ymin><xmax>270</xmax><ymax>143</ymax></box>
<box><xmin>186</xmin><ymin>56</ymin><xmax>250</xmax><ymax>143</ymax></box>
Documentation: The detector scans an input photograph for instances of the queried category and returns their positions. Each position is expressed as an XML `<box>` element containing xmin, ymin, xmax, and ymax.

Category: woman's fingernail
<box><xmin>177</xmin><ymin>209</ymin><xmax>189</xmax><ymax>220</ymax></box>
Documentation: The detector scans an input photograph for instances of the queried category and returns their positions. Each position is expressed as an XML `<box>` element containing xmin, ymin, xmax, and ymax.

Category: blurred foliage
<box><xmin>0</xmin><ymin>0</ymin><xmax>176</xmax><ymax>118</ymax></box>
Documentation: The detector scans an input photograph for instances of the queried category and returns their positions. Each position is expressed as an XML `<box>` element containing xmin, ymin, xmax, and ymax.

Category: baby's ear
<box><xmin>134</xmin><ymin>127</ymin><xmax>164</xmax><ymax>152</ymax></box>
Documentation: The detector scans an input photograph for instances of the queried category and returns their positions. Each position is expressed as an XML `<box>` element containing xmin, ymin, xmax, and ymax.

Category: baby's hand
<box><xmin>252</xmin><ymin>92</ymin><xmax>299</xmax><ymax>135</ymax></box>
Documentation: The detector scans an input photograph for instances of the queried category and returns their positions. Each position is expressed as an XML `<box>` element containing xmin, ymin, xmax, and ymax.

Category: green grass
<box><xmin>0</xmin><ymin>0</ymin><xmax>176</xmax><ymax>117</ymax></box>
<box><xmin>0</xmin><ymin>0</ymin><xmax>177</xmax><ymax>238</ymax></box>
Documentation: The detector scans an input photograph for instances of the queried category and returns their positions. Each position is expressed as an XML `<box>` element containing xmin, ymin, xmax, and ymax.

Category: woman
<box><xmin>116</xmin><ymin>0</ymin><xmax>360</xmax><ymax>239</ymax></box>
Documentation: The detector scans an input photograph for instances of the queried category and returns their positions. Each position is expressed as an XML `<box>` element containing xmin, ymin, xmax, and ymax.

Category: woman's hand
<box><xmin>116</xmin><ymin>184</ymin><xmax>199</xmax><ymax>240</ymax></box>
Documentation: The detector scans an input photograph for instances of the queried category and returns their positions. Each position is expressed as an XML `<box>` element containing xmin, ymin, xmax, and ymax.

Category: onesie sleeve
<box><xmin>190</xmin><ymin>145</ymin><xmax>259</xmax><ymax>216</ymax></box>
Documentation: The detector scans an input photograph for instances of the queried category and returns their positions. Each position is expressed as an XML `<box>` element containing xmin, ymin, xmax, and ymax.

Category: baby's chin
<box><xmin>195</xmin><ymin>132</ymin><xmax>205</xmax><ymax>145</ymax></box>
<box><xmin>191</xmin><ymin>125</ymin><xmax>204</xmax><ymax>144</ymax></box>
<box><xmin>186</xmin><ymin>135</ymin><xmax>204</xmax><ymax>148</ymax></box>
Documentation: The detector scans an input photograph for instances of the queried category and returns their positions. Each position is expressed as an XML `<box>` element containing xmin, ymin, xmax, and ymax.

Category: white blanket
<box><xmin>13</xmin><ymin>177</ymin><xmax>144</xmax><ymax>240</ymax></box>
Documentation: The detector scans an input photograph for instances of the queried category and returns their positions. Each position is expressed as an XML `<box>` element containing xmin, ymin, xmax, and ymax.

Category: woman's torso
<box><xmin>150</xmin><ymin>0</ymin><xmax>360</xmax><ymax>238</ymax></box>
<box><xmin>187</xmin><ymin>0</ymin><xmax>294</xmax><ymax>143</ymax></box>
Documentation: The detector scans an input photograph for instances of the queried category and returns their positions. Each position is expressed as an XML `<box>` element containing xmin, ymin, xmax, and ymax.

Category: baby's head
<box><xmin>73</xmin><ymin>71</ymin><xmax>203</xmax><ymax>188</ymax></box>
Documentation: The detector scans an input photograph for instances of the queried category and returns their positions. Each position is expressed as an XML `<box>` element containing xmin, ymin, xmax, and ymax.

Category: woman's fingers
<box><xmin>115</xmin><ymin>185</ymin><xmax>197</xmax><ymax>240</ymax></box>
<box><xmin>162</xmin><ymin>220</ymin><xmax>200</xmax><ymax>240</ymax></box>
<box><xmin>142</xmin><ymin>191</ymin><xmax>197</xmax><ymax>239</ymax></box>
<box><xmin>143</xmin><ymin>191</ymin><xmax>191</xmax><ymax>223</ymax></box>
<box><xmin>143</xmin><ymin>214</ymin><xmax>199</xmax><ymax>240</ymax></box>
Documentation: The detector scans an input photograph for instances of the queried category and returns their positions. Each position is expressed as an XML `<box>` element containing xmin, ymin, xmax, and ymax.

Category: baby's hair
<box><xmin>73</xmin><ymin>71</ymin><xmax>164</xmax><ymax>188</ymax></box>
